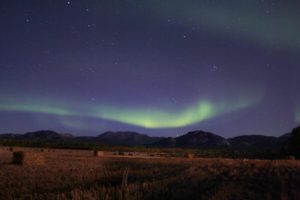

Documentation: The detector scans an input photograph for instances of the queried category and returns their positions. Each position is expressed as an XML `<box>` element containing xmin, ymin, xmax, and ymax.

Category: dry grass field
<box><xmin>0</xmin><ymin>147</ymin><xmax>299</xmax><ymax>200</ymax></box>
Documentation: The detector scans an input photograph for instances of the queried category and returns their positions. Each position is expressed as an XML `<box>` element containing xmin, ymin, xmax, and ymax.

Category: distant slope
<box><xmin>278</xmin><ymin>133</ymin><xmax>292</xmax><ymax>142</ymax></box>
<box><xmin>153</xmin><ymin>130</ymin><xmax>292</xmax><ymax>151</ymax></box>
<box><xmin>0</xmin><ymin>129</ymin><xmax>294</xmax><ymax>151</ymax></box>
<box><xmin>228</xmin><ymin>135</ymin><xmax>279</xmax><ymax>151</ymax></box>
<box><xmin>0</xmin><ymin>130</ymin><xmax>70</xmax><ymax>141</ymax></box>
<box><xmin>153</xmin><ymin>130</ymin><xmax>228</xmax><ymax>148</ymax></box>
<box><xmin>0</xmin><ymin>133</ymin><xmax>20</xmax><ymax>139</ymax></box>
<box><xmin>154</xmin><ymin>137</ymin><xmax>177</xmax><ymax>147</ymax></box>
<box><xmin>282</xmin><ymin>127</ymin><xmax>300</xmax><ymax>158</ymax></box>
<box><xmin>20</xmin><ymin>130</ymin><xmax>67</xmax><ymax>141</ymax></box>
<box><xmin>0</xmin><ymin>130</ymin><xmax>161</xmax><ymax>146</ymax></box>
<box><xmin>177</xmin><ymin>131</ymin><xmax>228</xmax><ymax>147</ymax></box>
<box><xmin>98</xmin><ymin>131</ymin><xmax>162</xmax><ymax>146</ymax></box>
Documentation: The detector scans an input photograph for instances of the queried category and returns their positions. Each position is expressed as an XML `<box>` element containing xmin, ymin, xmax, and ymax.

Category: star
<box><xmin>210</xmin><ymin>65</ymin><xmax>219</xmax><ymax>72</ymax></box>
<box><xmin>87</xmin><ymin>24</ymin><xmax>96</xmax><ymax>28</ymax></box>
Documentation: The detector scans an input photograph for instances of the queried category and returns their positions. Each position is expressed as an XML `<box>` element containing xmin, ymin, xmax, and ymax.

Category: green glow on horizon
<box><xmin>90</xmin><ymin>95</ymin><xmax>260</xmax><ymax>128</ymax></box>
<box><xmin>92</xmin><ymin>101</ymin><xmax>215</xmax><ymax>128</ymax></box>
<box><xmin>0</xmin><ymin>93</ymin><xmax>262</xmax><ymax>129</ymax></box>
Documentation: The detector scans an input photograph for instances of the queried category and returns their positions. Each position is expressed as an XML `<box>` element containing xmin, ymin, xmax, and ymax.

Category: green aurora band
<box><xmin>145</xmin><ymin>0</ymin><xmax>300</xmax><ymax>50</ymax></box>
<box><xmin>0</xmin><ymin>103</ymin><xmax>73</xmax><ymax>116</ymax></box>
<box><xmin>0</xmin><ymin>94</ymin><xmax>262</xmax><ymax>129</ymax></box>
<box><xmin>91</xmin><ymin>99</ymin><xmax>255</xmax><ymax>128</ymax></box>
<box><xmin>92</xmin><ymin>101</ymin><xmax>215</xmax><ymax>128</ymax></box>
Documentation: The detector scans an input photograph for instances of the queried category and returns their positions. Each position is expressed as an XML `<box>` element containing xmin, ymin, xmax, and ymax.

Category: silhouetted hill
<box><xmin>153</xmin><ymin>130</ymin><xmax>228</xmax><ymax>148</ymax></box>
<box><xmin>228</xmin><ymin>135</ymin><xmax>279</xmax><ymax>151</ymax></box>
<box><xmin>0</xmin><ymin>130</ymin><xmax>72</xmax><ymax>141</ymax></box>
<box><xmin>154</xmin><ymin>137</ymin><xmax>177</xmax><ymax>147</ymax></box>
<box><xmin>0</xmin><ymin>133</ymin><xmax>20</xmax><ymax>139</ymax></box>
<box><xmin>278</xmin><ymin>133</ymin><xmax>292</xmax><ymax>142</ymax></box>
<box><xmin>153</xmin><ymin>130</ymin><xmax>293</xmax><ymax>151</ymax></box>
<box><xmin>177</xmin><ymin>130</ymin><xmax>228</xmax><ymax>147</ymax></box>
<box><xmin>283</xmin><ymin>127</ymin><xmax>300</xmax><ymax>158</ymax></box>
<box><xmin>60</xmin><ymin>133</ymin><xmax>74</xmax><ymax>138</ymax></box>
<box><xmin>0</xmin><ymin>130</ymin><xmax>160</xmax><ymax>146</ymax></box>
<box><xmin>0</xmin><ymin>128</ymin><xmax>294</xmax><ymax>152</ymax></box>
<box><xmin>20</xmin><ymin>130</ymin><xmax>64</xmax><ymax>141</ymax></box>
<box><xmin>98</xmin><ymin>131</ymin><xmax>162</xmax><ymax>146</ymax></box>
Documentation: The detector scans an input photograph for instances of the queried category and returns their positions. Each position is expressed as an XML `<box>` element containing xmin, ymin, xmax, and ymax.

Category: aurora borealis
<box><xmin>0</xmin><ymin>93</ymin><xmax>262</xmax><ymax>129</ymax></box>
<box><xmin>147</xmin><ymin>0</ymin><xmax>300</xmax><ymax>51</ymax></box>
<box><xmin>0</xmin><ymin>0</ymin><xmax>299</xmax><ymax>136</ymax></box>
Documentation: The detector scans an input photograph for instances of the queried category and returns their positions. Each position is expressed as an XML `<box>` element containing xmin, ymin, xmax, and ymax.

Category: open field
<box><xmin>0</xmin><ymin>147</ymin><xmax>299</xmax><ymax>200</ymax></box>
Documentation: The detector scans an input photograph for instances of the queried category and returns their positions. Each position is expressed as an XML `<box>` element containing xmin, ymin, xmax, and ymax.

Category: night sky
<box><xmin>0</xmin><ymin>0</ymin><xmax>299</xmax><ymax>137</ymax></box>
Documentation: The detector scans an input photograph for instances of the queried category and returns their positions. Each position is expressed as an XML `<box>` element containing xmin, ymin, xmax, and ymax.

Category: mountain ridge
<box><xmin>0</xmin><ymin>128</ymin><xmax>296</xmax><ymax>151</ymax></box>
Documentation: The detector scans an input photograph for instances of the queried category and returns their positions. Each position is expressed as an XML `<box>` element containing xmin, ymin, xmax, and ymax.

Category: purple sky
<box><xmin>0</xmin><ymin>0</ymin><xmax>299</xmax><ymax>137</ymax></box>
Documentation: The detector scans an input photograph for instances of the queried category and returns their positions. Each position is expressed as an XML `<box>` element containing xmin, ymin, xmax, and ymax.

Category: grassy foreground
<box><xmin>0</xmin><ymin>147</ymin><xmax>299</xmax><ymax>200</ymax></box>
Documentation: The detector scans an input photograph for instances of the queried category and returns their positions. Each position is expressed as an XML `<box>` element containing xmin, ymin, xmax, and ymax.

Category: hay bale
<box><xmin>287</xmin><ymin>156</ymin><xmax>295</xmax><ymax>160</ymax></box>
<box><xmin>94</xmin><ymin>150</ymin><xmax>104</xmax><ymax>157</ymax></box>
<box><xmin>12</xmin><ymin>151</ymin><xmax>24</xmax><ymax>165</ymax></box>
<box><xmin>185</xmin><ymin>153</ymin><xmax>194</xmax><ymax>159</ymax></box>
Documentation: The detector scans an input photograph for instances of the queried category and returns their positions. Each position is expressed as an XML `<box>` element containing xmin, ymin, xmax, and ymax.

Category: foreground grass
<box><xmin>0</xmin><ymin>149</ymin><xmax>299</xmax><ymax>200</ymax></box>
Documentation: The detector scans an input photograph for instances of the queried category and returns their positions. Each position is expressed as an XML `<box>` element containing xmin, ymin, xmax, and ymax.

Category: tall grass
<box><xmin>0</xmin><ymin>149</ymin><xmax>299</xmax><ymax>199</ymax></box>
